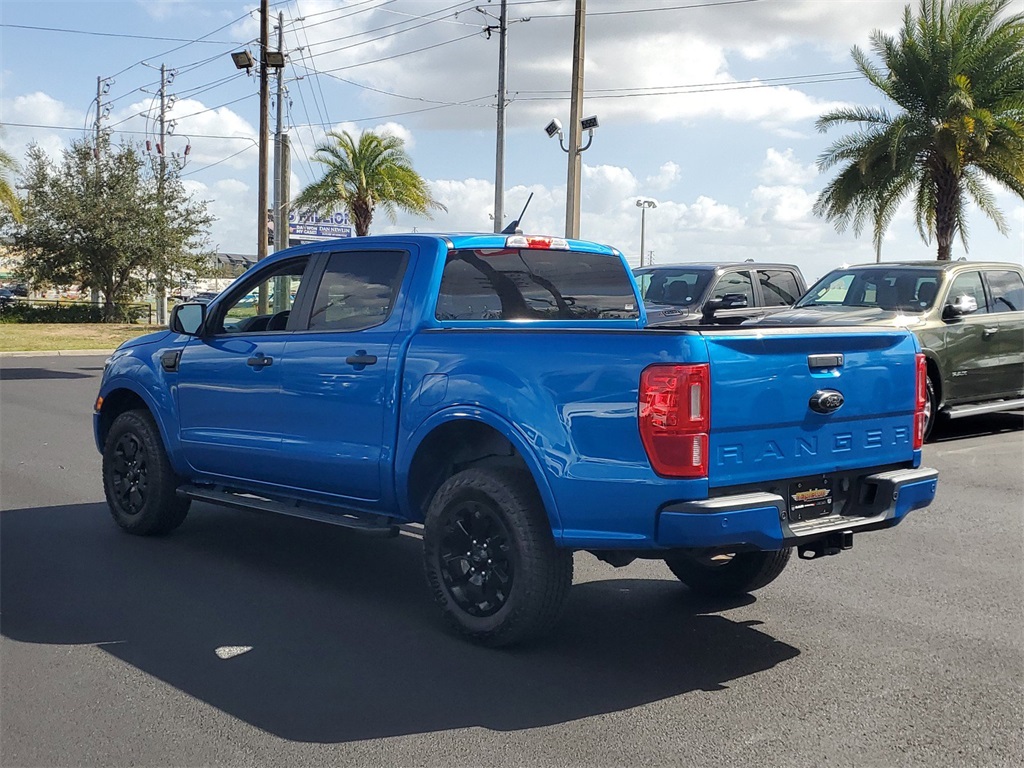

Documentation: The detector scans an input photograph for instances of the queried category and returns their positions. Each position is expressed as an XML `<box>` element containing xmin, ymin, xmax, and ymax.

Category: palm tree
<box><xmin>814</xmin><ymin>0</ymin><xmax>1024</xmax><ymax>260</ymax></box>
<box><xmin>293</xmin><ymin>129</ymin><xmax>444</xmax><ymax>237</ymax></box>
<box><xmin>0</xmin><ymin>139</ymin><xmax>22</xmax><ymax>224</ymax></box>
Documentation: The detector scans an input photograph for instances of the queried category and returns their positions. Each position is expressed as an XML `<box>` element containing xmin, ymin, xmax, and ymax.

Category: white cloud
<box><xmin>646</xmin><ymin>162</ymin><xmax>680</xmax><ymax>192</ymax></box>
<box><xmin>758</xmin><ymin>148</ymin><xmax>818</xmax><ymax>185</ymax></box>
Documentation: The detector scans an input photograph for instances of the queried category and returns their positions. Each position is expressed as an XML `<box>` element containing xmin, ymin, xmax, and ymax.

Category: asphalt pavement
<box><xmin>1</xmin><ymin>354</ymin><xmax>1022</xmax><ymax>767</ymax></box>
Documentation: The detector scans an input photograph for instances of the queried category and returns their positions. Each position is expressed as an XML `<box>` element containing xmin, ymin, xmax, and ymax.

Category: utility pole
<box><xmin>565</xmin><ymin>0</ymin><xmax>586</xmax><ymax>239</ymax></box>
<box><xmin>273</xmin><ymin>11</ymin><xmax>289</xmax><ymax>257</ymax></box>
<box><xmin>155</xmin><ymin>63</ymin><xmax>169</xmax><ymax>325</ymax></box>
<box><xmin>493</xmin><ymin>0</ymin><xmax>508</xmax><ymax>232</ymax></box>
<box><xmin>257</xmin><ymin>0</ymin><xmax>271</xmax><ymax>316</ymax></box>
<box><xmin>93</xmin><ymin>76</ymin><xmax>107</xmax><ymax>308</ymax></box>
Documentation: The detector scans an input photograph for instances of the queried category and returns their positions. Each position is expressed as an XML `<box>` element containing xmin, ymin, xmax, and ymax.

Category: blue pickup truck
<box><xmin>95</xmin><ymin>233</ymin><xmax>938</xmax><ymax>645</ymax></box>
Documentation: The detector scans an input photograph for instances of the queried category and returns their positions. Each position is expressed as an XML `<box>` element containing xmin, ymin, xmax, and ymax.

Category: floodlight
<box><xmin>544</xmin><ymin>118</ymin><xmax>562</xmax><ymax>138</ymax></box>
<box><xmin>231</xmin><ymin>50</ymin><xmax>255</xmax><ymax>70</ymax></box>
<box><xmin>265</xmin><ymin>50</ymin><xmax>286</xmax><ymax>68</ymax></box>
<box><xmin>580</xmin><ymin>115</ymin><xmax>599</xmax><ymax>131</ymax></box>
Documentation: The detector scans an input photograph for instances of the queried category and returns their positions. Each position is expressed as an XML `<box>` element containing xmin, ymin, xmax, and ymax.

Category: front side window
<box><xmin>436</xmin><ymin>249</ymin><xmax>639</xmax><ymax>321</ymax></box>
<box><xmin>308</xmin><ymin>250</ymin><xmax>408</xmax><ymax>331</ymax></box>
<box><xmin>212</xmin><ymin>258</ymin><xmax>309</xmax><ymax>334</ymax></box>
<box><xmin>709</xmin><ymin>271</ymin><xmax>755</xmax><ymax>305</ymax></box>
<box><xmin>947</xmin><ymin>271</ymin><xmax>988</xmax><ymax>315</ymax></box>
<box><xmin>984</xmin><ymin>270</ymin><xmax>1024</xmax><ymax>313</ymax></box>
<box><xmin>757</xmin><ymin>270</ymin><xmax>801</xmax><ymax>307</ymax></box>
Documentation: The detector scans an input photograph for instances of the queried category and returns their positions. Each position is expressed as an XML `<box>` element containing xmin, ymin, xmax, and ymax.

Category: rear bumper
<box><xmin>655</xmin><ymin>466</ymin><xmax>938</xmax><ymax>550</ymax></box>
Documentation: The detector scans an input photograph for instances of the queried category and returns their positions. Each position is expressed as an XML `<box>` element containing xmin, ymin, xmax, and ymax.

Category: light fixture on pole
<box><xmin>231</xmin><ymin>50</ymin><xmax>255</xmax><ymax>72</ymax></box>
<box><xmin>545</xmin><ymin>114</ymin><xmax>599</xmax><ymax>239</ymax></box>
<box><xmin>636</xmin><ymin>198</ymin><xmax>657</xmax><ymax>267</ymax></box>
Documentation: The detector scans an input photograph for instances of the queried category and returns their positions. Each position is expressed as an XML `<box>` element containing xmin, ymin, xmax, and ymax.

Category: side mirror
<box><xmin>170</xmin><ymin>302</ymin><xmax>206</xmax><ymax>335</ymax></box>
<box><xmin>942</xmin><ymin>294</ymin><xmax>978</xmax><ymax>319</ymax></box>
<box><xmin>703</xmin><ymin>293</ymin><xmax>749</xmax><ymax>318</ymax></box>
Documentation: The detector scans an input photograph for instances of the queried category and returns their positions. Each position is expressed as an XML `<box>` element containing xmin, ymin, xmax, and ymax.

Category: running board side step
<box><xmin>946</xmin><ymin>397</ymin><xmax>1024</xmax><ymax>420</ymax></box>
<box><xmin>177</xmin><ymin>484</ymin><xmax>400</xmax><ymax>537</ymax></box>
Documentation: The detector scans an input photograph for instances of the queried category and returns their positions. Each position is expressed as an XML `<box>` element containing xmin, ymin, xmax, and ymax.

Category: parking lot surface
<box><xmin>1</xmin><ymin>355</ymin><xmax>1022</xmax><ymax>767</ymax></box>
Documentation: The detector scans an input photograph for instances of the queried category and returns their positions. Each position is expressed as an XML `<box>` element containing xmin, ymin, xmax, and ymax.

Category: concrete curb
<box><xmin>0</xmin><ymin>349</ymin><xmax>113</xmax><ymax>358</ymax></box>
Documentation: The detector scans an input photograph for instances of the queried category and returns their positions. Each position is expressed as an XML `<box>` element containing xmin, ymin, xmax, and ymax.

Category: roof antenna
<box><xmin>501</xmin><ymin>192</ymin><xmax>533</xmax><ymax>235</ymax></box>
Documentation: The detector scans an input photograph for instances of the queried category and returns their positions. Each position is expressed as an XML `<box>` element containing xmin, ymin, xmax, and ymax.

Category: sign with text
<box><xmin>289</xmin><ymin>210</ymin><xmax>353</xmax><ymax>241</ymax></box>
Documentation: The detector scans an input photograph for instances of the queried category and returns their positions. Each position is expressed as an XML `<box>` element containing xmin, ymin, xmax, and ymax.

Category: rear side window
<box><xmin>757</xmin><ymin>270</ymin><xmax>801</xmax><ymax>307</ymax></box>
<box><xmin>308</xmin><ymin>250</ymin><xmax>407</xmax><ymax>331</ymax></box>
<box><xmin>984</xmin><ymin>270</ymin><xmax>1024</xmax><ymax>313</ymax></box>
<box><xmin>436</xmin><ymin>249</ymin><xmax>639</xmax><ymax>321</ymax></box>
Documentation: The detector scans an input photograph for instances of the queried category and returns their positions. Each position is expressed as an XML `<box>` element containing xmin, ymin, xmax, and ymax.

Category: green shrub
<box><xmin>0</xmin><ymin>301</ymin><xmax>148</xmax><ymax>324</ymax></box>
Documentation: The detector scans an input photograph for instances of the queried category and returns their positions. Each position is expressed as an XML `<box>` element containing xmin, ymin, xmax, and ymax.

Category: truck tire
<box><xmin>924</xmin><ymin>374</ymin><xmax>939</xmax><ymax>442</ymax></box>
<box><xmin>423</xmin><ymin>467</ymin><xmax>572</xmax><ymax>646</ymax></box>
<box><xmin>103</xmin><ymin>409</ymin><xmax>189</xmax><ymax>536</ymax></box>
<box><xmin>664</xmin><ymin>548</ymin><xmax>791</xmax><ymax>597</ymax></box>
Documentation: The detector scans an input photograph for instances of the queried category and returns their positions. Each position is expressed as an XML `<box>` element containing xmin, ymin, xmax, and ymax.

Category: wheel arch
<box><xmin>97</xmin><ymin>382</ymin><xmax>181</xmax><ymax>471</ymax></box>
<box><xmin>399</xmin><ymin>409</ymin><xmax>563</xmax><ymax>538</ymax></box>
<box><xmin>922</xmin><ymin>350</ymin><xmax>943</xmax><ymax>409</ymax></box>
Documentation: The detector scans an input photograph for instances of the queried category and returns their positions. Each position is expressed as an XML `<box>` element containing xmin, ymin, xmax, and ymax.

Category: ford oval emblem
<box><xmin>809</xmin><ymin>389</ymin><xmax>844</xmax><ymax>414</ymax></box>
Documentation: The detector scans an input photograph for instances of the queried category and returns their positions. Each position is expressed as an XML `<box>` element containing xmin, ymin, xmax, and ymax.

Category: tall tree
<box><xmin>814</xmin><ymin>0</ymin><xmax>1024</xmax><ymax>260</ymax></box>
<box><xmin>0</xmin><ymin>134</ymin><xmax>22</xmax><ymax>224</ymax></box>
<box><xmin>293</xmin><ymin>129</ymin><xmax>444</xmax><ymax>237</ymax></box>
<box><xmin>14</xmin><ymin>138</ymin><xmax>214</xmax><ymax>320</ymax></box>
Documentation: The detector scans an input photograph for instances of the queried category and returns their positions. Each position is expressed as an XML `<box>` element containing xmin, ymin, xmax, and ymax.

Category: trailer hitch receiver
<box><xmin>798</xmin><ymin>530</ymin><xmax>853</xmax><ymax>560</ymax></box>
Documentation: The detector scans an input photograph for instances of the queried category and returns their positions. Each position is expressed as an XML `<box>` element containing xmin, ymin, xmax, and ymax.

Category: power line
<box><xmin>0</xmin><ymin>22</ymin><xmax>243</xmax><ymax>44</ymax></box>
<box><xmin>527</xmin><ymin>0</ymin><xmax>765</xmax><ymax>18</ymax></box>
<box><xmin>317</xmin><ymin>30</ymin><xmax>482</xmax><ymax>74</ymax></box>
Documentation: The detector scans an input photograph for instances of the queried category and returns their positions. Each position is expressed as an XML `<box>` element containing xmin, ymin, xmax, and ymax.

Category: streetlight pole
<box><xmin>636</xmin><ymin>198</ymin><xmax>657</xmax><ymax>267</ymax></box>
<box><xmin>565</xmin><ymin>0</ymin><xmax>586</xmax><ymax>239</ymax></box>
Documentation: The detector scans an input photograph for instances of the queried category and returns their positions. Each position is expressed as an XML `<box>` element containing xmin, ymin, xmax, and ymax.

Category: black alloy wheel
<box><xmin>102</xmin><ymin>409</ymin><xmax>189</xmax><ymax>535</ymax></box>
<box><xmin>109</xmin><ymin>431</ymin><xmax>150</xmax><ymax>516</ymax></box>
<box><xmin>437</xmin><ymin>498</ymin><xmax>516</xmax><ymax>618</ymax></box>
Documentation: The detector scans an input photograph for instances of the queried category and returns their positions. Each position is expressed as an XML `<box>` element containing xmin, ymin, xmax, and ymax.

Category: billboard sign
<box><xmin>289</xmin><ymin>209</ymin><xmax>354</xmax><ymax>241</ymax></box>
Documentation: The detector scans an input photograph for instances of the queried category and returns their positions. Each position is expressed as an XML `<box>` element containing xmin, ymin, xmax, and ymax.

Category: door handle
<box><xmin>346</xmin><ymin>351</ymin><xmax>378</xmax><ymax>368</ymax></box>
<box><xmin>247</xmin><ymin>353</ymin><xmax>273</xmax><ymax>368</ymax></box>
<box><xmin>983</xmin><ymin>327</ymin><xmax>998</xmax><ymax>338</ymax></box>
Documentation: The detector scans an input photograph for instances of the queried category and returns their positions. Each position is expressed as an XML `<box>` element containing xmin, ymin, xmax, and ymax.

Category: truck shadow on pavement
<box><xmin>1</xmin><ymin>502</ymin><xmax>799</xmax><ymax>743</ymax></box>
<box><xmin>930</xmin><ymin>410</ymin><xmax>1023</xmax><ymax>443</ymax></box>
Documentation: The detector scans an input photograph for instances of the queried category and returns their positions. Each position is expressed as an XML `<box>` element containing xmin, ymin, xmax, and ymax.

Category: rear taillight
<box><xmin>639</xmin><ymin>364</ymin><xmax>710</xmax><ymax>478</ymax></box>
<box><xmin>913</xmin><ymin>353</ymin><xmax>927</xmax><ymax>449</ymax></box>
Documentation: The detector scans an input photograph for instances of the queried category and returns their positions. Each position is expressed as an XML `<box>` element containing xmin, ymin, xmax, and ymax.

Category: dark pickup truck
<box><xmin>634</xmin><ymin>262</ymin><xmax>806</xmax><ymax>325</ymax></box>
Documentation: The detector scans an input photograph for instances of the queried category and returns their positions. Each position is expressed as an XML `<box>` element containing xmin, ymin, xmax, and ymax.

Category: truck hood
<box><xmin>115</xmin><ymin>330</ymin><xmax>173</xmax><ymax>350</ymax></box>
<box><xmin>749</xmin><ymin>306</ymin><xmax>925</xmax><ymax>328</ymax></box>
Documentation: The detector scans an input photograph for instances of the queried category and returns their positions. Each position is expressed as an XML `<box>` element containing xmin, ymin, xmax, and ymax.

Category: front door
<box><xmin>176</xmin><ymin>256</ymin><xmax>311</xmax><ymax>484</ymax></box>
<box><xmin>940</xmin><ymin>270</ymin><xmax>999</xmax><ymax>403</ymax></box>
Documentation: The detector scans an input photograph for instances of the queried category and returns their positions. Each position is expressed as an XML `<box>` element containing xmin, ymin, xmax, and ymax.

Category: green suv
<box><xmin>752</xmin><ymin>261</ymin><xmax>1024</xmax><ymax>438</ymax></box>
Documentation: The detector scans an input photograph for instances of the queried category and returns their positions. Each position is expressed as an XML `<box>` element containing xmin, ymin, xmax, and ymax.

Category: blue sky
<box><xmin>2</xmin><ymin>0</ymin><xmax>1022</xmax><ymax>282</ymax></box>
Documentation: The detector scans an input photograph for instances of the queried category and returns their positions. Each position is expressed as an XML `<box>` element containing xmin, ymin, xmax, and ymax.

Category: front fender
<box><xmin>396</xmin><ymin>405</ymin><xmax>565</xmax><ymax>540</ymax></box>
<box><xmin>96</xmin><ymin>347</ymin><xmax>188</xmax><ymax>475</ymax></box>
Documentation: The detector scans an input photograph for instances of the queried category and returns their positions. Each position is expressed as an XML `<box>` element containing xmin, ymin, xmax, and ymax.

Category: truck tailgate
<box><xmin>702</xmin><ymin>327</ymin><xmax>919</xmax><ymax>487</ymax></box>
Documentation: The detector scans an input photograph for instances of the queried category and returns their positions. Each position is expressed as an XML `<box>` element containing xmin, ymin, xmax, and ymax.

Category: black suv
<box><xmin>633</xmin><ymin>262</ymin><xmax>806</xmax><ymax>325</ymax></box>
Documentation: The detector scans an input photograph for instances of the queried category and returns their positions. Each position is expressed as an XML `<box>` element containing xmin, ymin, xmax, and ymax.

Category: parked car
<box><xmin>94</xmin><ymin>233</ymin><xmax>936</xmax><ymax>646</ymax></box>
<box><xmin>0</xmin><ymin>288</ymin><xmax>17</xmax><ymax>307</ymax></box>
<box><xmin>190</xmin><ymin>291</ymin><xmax>221</xmax><ymax>304</ymax></box>
<box><xmin>750</xmin><ymin>260</ymin><xmax>1024</xmax><ymax>438</ymax></box>
<box><xmin>633</xmin><ymin>262</ymin><xmax>806</xmax><ymax>325</ymax></box>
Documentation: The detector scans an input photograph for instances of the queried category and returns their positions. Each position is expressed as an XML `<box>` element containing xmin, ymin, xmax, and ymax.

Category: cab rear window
<box><xmin>436</xmin><ymin>249</ymin><xmax>639</xmax><ymax>321</ymax></box>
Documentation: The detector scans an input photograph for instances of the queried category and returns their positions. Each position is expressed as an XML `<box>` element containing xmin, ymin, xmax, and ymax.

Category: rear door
<box><xmin>272</xmin><ymin>248</ymin><xmax>411</xmax><ymax>504</ymax></box>
<box><xmin>981</xmin><ymin>268</ymin><xmax>1024</xmax><ymax>397</ymax></box>
<box><xmin>756</xmin><ymin>268</ymin><xmax>803</xmax><ymax>319</ymax></box>
<box><xmin>701</xmin><ymin>327</ymin><xmax>920</xmax><ymax>488</ymax></box>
